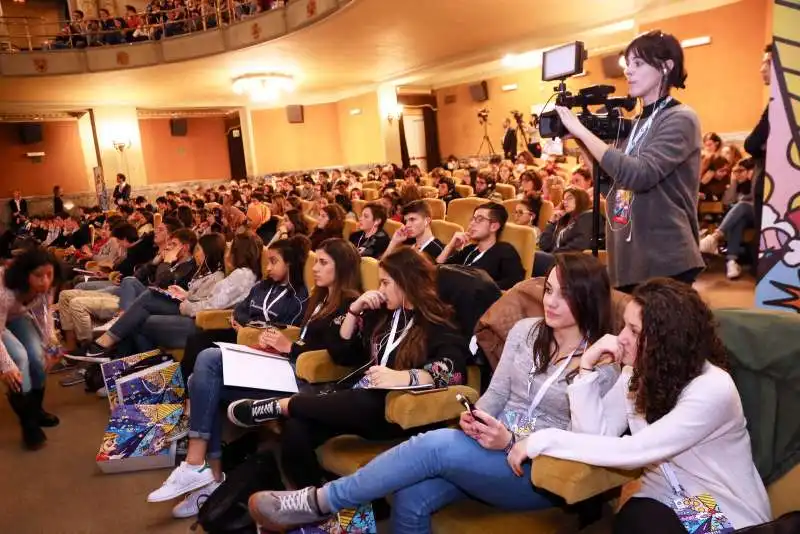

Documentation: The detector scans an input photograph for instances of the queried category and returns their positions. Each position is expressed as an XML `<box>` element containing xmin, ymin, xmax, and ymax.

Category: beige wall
<box><xmin>139</xmin><ymin>117</ymin><xmax>231</xmax><ymax>184</ymax></box>
<box><xmin>251</xmin><ymin>103</ymin><xmax>343</xmax><ymax>173</ymax></box>
<box><xmin>336</xmin><ymin>91</ymin><xmax>384</xmax><ymax>166</ymax></box>
<box><xmin>436</xmin><ymin>0</ymin><xmax>772</xmax><ymax>157</ymax></box>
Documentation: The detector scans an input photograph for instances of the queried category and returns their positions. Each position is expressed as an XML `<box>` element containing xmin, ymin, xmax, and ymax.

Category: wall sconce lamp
<box><xmin>387</xmin><ymin>104</ymin><xmax>404</xmax><ymax>124</ymax></box>
<box><xmin>112</xmin><ymin>139</ymin><xmax>131</xmax><ymax>153</ymax></box>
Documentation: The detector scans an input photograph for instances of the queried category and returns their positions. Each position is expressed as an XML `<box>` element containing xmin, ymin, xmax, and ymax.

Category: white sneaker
<box><xmin>93</xmin><ymin>315</ymin><xmax>120</xmax><ymax>333</ymax></box>
<box><xmin>699</xmin><ymin>234</ymin><xmax>720</xmax><ymax>255</ymax></box>
<box><xmin>172</xmin><ymin>475</ymin><xmax>225</xmax><ymax>519</ymax></box>
<box><xmin>147</xmin><ymin>461</ymin><xmax>216</xmax><ymax>503</ymax></box>
<box><xmin>96</xmin><ymin>386</ymin><xmax>108</xmax><ymax>398</ymax></box>
<box><xmin>726</xmin><ymin>259</ymin><xmax>742</xmax><ymax>280</ymax></box>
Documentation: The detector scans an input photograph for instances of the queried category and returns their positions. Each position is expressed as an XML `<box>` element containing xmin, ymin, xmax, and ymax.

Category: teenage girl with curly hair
<box><xmin>510</xmin><ymin>278</ymin><xmax>771</xmax><ymax>533</ymax></box>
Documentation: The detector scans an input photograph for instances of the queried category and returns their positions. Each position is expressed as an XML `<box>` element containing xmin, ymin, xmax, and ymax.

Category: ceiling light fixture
<box><xmin>681</xmin><ymin>36</ymin><xmax>712</xmax><ymax>49</ymax></box>
<box><xmin>231</xmin><ymin>73</ymin><xmax>296</xmax><ymax>102</ymax></box>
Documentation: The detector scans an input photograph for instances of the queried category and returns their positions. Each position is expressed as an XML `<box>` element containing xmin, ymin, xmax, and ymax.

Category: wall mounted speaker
<box><xmin>18</xmin><ymin>123</ymin><xmax>43</xmax><ymax>144</ymax></box>
<box><xmin>170</xmin><ymin>118</ymin><xmax>188</xmax><ymax>136</ymax></box>
<box><xmin>468</xmin><ymin>81</ymin><xmax>489</xmax><ymax>102</ymax></box>
<box><xmin>286</xmin><ymin>105</ymin><xmax>305</xmax><ymax>124</ymax></box>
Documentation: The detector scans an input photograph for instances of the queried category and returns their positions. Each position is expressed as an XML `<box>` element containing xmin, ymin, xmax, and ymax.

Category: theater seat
<box><xmin>384</xmin><ymin>219</ymin><xmax>404</xmax><ymax>238</ymax></box>
<box><xmin>494</xmin><ymin>183</ymin><xmax>515</xmax><ymax>200</ymax></box>
<box><xmin>343</xmin><ymin>219</ymin><xmax>358</xmax><ymax>241</ymax></box>
<box><xmin>431</xmin><ymin>220</ymin><xmax>463</xmax><ymax>246</ymax></box>
<box><xmin>360</xmin><ymin>257</ymin><xmax>380</xmax><ymax>291</ymax></box>
<box><xmin>500</xmin><ymin>222</ymin><xmax>537</xmax><ymax>278</ymax></box>
<box><xmin>363</xmin><ymin>189</ymin><xmax>379</xmax><ymax>201</ymax></box>
<box><xmin>362</xmin><ymin>181</ymin><xmax>381</xmax><ymax>190</ymax></box>
<box><xmin>304</xmin><ymin>215</ymin><xmax>318</xmax><ymax>233</ymax></box>
<box><xmin>351</xmin><ymin>199</ymin><xmax>366</xmax><ymax>218</ymax></box>
<box><xmin>419</xmin><ymin>186</ymin><xmax>438</xmax><ymax>198</ymax></box>
<box><xmin>423</xmin><ymin>198</ymin><xmax>446</xmax><ymax>220</ymax></box>
<box><xmin>455</xmin><ymin>184</ymin><xmax>474</xmax><ymax>198</ymax></box>
<box><xmin>432</xmin><ymin>502</ymin><xmax>572</xmax><ymax>534</ymax></box>
<box><xmin>538</xmin><ymin>200</ymin><xmax>554</xmax><ymax>232</ymax></box>
<box><xmin>445</xmin><ymin>197</ymin><xmax>489</xmax><ymax>230</ymax></box>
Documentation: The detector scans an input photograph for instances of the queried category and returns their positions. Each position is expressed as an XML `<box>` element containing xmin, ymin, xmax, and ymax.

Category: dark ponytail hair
<box><xmin>625</xmin><ymin>30</ymin><xmax>687</xmax><ymax>89</ymax></box>
<box><xmin>268</xmin><ymin>235</ymin><xmax>310</xmax><ymax>290</ymax></box>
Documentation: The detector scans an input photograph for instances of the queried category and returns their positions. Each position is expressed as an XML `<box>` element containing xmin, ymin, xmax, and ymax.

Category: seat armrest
<box><xmin>295</xmin><ymin>350</ymin><xmax>356</xmax><ymax>384</ymax></box>
<box><xmin>195</xmin><ymin>309</ymin><xmax>233</xmax><ymax>330</ymax></box>
<box><xmin>531</xmin><ymin>456</ymin><xmax>641</xmax><ymax>505</ymax></box>
<box><xmin>282</xmin><ymin>326</ymin><xmax>300</xmax><ymax>342</ymax></box>
<box><xmin>385</xmin><ymin>385</ymin><xmax>479</xmax><ymax>430</ymax></box>
<box><xmin>237</xmin><ymin>327</ymin><xmax>263</xmax><ymax>347</ymax></box>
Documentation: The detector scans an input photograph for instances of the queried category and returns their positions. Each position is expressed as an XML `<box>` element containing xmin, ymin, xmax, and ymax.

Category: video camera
<box><xmin>511</xmin><ymin>110</ymin><xmax>524</xmax><ymax>124</ymax></box>
<box><xmin>537</xmin><ymin>41</ymin><xmax>636</xmax><ymax>141</ymax></box>
<box><xmin>477</xmin><ymin>108</ymin><xmax>489</xmax><ymax>123</ymax></box>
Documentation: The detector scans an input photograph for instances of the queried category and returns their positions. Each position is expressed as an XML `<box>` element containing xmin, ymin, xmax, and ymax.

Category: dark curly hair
<box><xmin>629</xmin><ymin>278</ymin><xmax>728</xmax><ymax>424</ymax></box>
<box><xmin>4</xmin><ymin>247</ymin><xmax>62</xmax><ymax>294</ymax></box>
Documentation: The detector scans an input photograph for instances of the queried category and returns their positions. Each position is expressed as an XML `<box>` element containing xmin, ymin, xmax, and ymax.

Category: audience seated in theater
<box><xmin>227</xmin><ymin>247</ymin><xmax>469</xmax><ymax>491</ymax></box>
<box><xmin>380</xmin><ymin>191</ymin><xmax>403</xmax><ymax>222</ymax></box>
<box><xmin>309</xmin><ymin>204</ymin><xmax>345</xmax><ymax>249</ymax></box>
<box><xmin>699</xmin><ymin>157</ymin><xmax>758</xmax><ymax>279</ymax></box>
<box><xmin>512</xmin><ymin>279</ymin><xmax>770</xmax><ymax>533</ymax></box>
<box><xmin>437</xmin><ymin>177</ymin><xmax>461</xmax><ymax>205</ymax></box>
<box><xmin>516</xmin><ymin>170</ymin><xmax>544</xmax><ymax>199</ymax></box>
<box><xmin>80</xmin><ymin>232</ymin><xmax>260</xmax><ymax>359</ymax></box>
<box><xmin>383</xmin><ymin>200</ymin><xmax>444</xmax><ymax>262</ymax></box>
<box><xmin>437</xmin><ymin>201</ymin><xmax>525</xmax><ymax>290</ymax></box>
<box><xmin>535</xmin><ymin>187</ymin><xmax>594</xmax><ymax>276</ymax></box>
<box><xmin>474</xmin><ymin>171</ymin><xmax>503</xmax><ymax>202</ymax></box>
<box><xmin>268</xmin><ymin>208</ymin><xmax>309</xmax><ymax>246</ymax></box>
<box><xmin>348</xmin><ymin>202</ymin><xmax>390</xmax><ymax>259</ymax></box>
<box><xmin>512</xmin><ymin>195</ymin><xmax>542</xmax><ymax>240</ymax></box>
<box><xmin>570</xmin><ymin>167</ymin><xmax>594</xmax><ymax>199</ymax></box>
<box><xmin>247</xmin><ymin>253</ymin><xmax>618</xmax><ymax>533</ymax></box>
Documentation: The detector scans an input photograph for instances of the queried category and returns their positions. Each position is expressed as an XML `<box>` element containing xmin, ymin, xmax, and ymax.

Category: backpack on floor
<box><xmin>193</xmin><ymin>450</ymin><xmax>285</xmax><ymax>534</ymax></box>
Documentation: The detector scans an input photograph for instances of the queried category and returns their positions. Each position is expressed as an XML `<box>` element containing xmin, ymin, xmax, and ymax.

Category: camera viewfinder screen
<box><xmin>542</xmin><ymin>42</ymin><xmax>584</xmax><ymax>82</ymax></box>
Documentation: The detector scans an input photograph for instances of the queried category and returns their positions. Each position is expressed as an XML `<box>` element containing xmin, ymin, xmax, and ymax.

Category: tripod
<box><xmin>515</xmin><ymin>121</ymin><xmax>529</xmax><ymax>155</ymax></box>
<box><xmin>590</xmin><ymin>159</ymin><xmax>606</xmax><ymax>257</ymax></box>
<box><xmin>476</xmin><ymin>120</ymin><xmax>496</xmax><ymax>156</ymax></box>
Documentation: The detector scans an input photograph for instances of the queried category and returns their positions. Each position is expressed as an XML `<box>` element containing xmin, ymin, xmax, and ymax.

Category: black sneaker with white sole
<box><xmin>64</xmin><ymin>342</ymin><xmax>111</xmax><ymax>363</ymax></box>
<box><xmin>226</xmin><ymin>398</ymin><xmax>281</xmax><ymax>427</ymax></box>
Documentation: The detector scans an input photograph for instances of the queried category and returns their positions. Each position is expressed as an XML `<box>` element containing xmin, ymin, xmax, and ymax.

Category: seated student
<box><xmin>267</xmin><ymin>208</ymin><xmax>309</xmax><ymax>246</ymax></box>
<box><xmin>348</xmin><ymin>202</ymin><xmax>390</xmax><ymax>259</ymax></box>
<box><xmin>79</xmin><ymin>233</ymin><xmax>258</xmax><ymax>360</ymax></box>
<box><xmin>226</xmin><ymin>247</ymin><xmax>469</xmax><ymax>492</ymax></box>
<box><xmin>534</xmin><ymin>187</ymin><xmax>593</xmax><ymax>277</ymax></box>
<box><xmin>436</xmin><ymin>202</ymin><xmax>525</xmax><ymax>290</ymax></box>
<box><xmin>309</xmin><ymin>204</ymin><xmax>345</xmax><ymax>249</ymax></box>
<box><xmin>382</xmin><ymin>200</ymin><xmax>444</xmax><ymax>262</ymax></box>
<box><xmin>510</xmin><ymin>278</ymin><xmax>771</xmax><ymax>533</ymax></box>
<box><xmin>474</xmin><ymin>171</ymin><xmax>503</xmax><ymax>202</ymax></box>
<box><xmin>437</xmin><ymin>177</ymin><xmax>462</xmax><ymax>206</ymax></box>
<box><xmin>512</xmin><ymin>195</ymin><xmax>543</xmax><ymax>241</ymax></box>
<box><xmin>145</xmin><ymin>238</ymin><xmax>355</xmax><ymax>518</ymax></box>
<box><xmin>177</xmin><ymin>234</ymin><xmax>311</xmax><ymax>377</ymax></box>
<box><xmin>246</xmin><ymin>253</ymin><xmax>620</xmax><ymax>533</ymax></box>
<box><xmin>699</xmin><ymin>157</ymin><xmax>757</xmax><ymax>280</ymax></box>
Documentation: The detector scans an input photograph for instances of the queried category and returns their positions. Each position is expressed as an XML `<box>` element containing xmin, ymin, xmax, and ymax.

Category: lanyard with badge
<box><xmin>524</xmin><ymin>340</ymin><xmax>587</xmax><ymax>424</ymax></box>
<box><xmin>260</xmin><ymin>285</ymin><xmax>288</xmax><ymax>321</ymax></box>
<box><xmin>378</xmin><ymin>309</ymin><xmax>414</xmax><ymax>366</ymax></box>
<box><xmin>417</xmin><ymin>236</ymin><xmax>435</xmax><ymax>254</ymax></box>
<box><xmin>464</xmin><ymin>246</ymin><xmax>489</xmax><ymax>266</ymax></box>
<box><xmin>660</xmin><ymin>462</ymin><xmax>735</xmax><ymax>533</ymax></box>
<box><xmin>611</xmin><ymin>96</ymin><xmax>672</xmax><ymax>228</ymax></box>
<box><xmin>299</xmin><ymin>301</ymin><xmax>323</xmax><ymax>341</ymax></box>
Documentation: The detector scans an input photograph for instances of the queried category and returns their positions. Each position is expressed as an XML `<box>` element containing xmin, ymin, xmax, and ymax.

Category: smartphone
<box><xmin>456</xmin><ymin>393</ymin><xmax>483</xmax><ymax>423</ymax></box>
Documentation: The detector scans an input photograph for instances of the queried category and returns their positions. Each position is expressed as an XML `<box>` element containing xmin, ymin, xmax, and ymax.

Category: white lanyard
<box><xmin>379</xmin><ymin>309</ymin><xmax>414</xmax><ymax>366</ymax></box>
<box><xmin>464</xmin><ymin>245</ymin><xmax>489</xmax><ymax>266</ymax></box>
<box><xmin>526</xmin><ymin>340</ymin><xmax>586</xmax><ymax>419</ymax></box>
<box><xmin>261</xmin><ymin>285</ymin><xmax>288</xmax><ymax>321</ymax></box>
<box><xmin>660</xmin><ymin>463</ymin><xmax>688</xmax><ymax>497</ymax></box>
<box><xmin>624</xmin><ymin>96</ymin><xmax>672</xmax><ymax>155</ymax></box>
<box><xmin>417</xmin><ymin>236</ymin><xmax>435</xmax><ymax>253</ymax></box>
<box><xmin>299</xmin><ymin>301</ymin><xmax>323</xmax><ymax>341</ymax></box>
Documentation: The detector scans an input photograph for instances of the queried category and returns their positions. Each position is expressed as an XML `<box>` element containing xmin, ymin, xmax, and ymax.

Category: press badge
<box><xmin>612</xmin><ymin>189</ymin><xmax>633</xmax><ymax>225</ymax></box>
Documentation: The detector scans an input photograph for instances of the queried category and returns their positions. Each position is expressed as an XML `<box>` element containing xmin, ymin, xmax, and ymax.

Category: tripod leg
<box><xmin>487</xmin><ymin>138</ymin><xmax>496</xmax><ymax>155</ymax></box>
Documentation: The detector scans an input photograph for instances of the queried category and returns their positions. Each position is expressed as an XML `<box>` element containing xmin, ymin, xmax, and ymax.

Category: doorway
<box><xmin>403</xmin><ymin>108</ymin><xmax>428</xmax><ymax>172</ymax></box>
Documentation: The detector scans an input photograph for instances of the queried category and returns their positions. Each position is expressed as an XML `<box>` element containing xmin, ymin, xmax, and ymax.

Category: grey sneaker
<box><xmin>59</xmin><ymin>369</ymin><xmax>86</xmax><ymax>387</ymax></box>
<box><xmin>248</xmin><ymin>487</ymin><xmax>328</xmax><ymax>531</ymax></box>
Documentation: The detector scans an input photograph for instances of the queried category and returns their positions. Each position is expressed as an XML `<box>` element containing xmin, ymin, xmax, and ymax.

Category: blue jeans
<box><xmin>117</xmin><ymin>277</ymin><xmax>148</xmax><ymax>311</ymax></box>
<box><xmin>1</xmin><ymin>316</ymin><xmax>46</xmax><ymax>393</ymax></box>
<box><xmin>718</xmin><ymin>202</ymin><xmax>754</xmax><ymax>260</ymax></box>
<box><xmin>108</xmin><ymin>289</ymin><xmax>181</xmax><ymax>343</ymax></box>
<box><xmin>325</xmin><ymin>428</ymin><xmax>558</xmax><ymax>534</ymax></box>
<box><xmin>188</xmin><ymin>348</ymin><xmax>286</xmax><ymax>459</ymax></box>
<box><xmin>75</xmin><ymin>280</ymin><xmax>116</xmax><ymax>291</ymax></box>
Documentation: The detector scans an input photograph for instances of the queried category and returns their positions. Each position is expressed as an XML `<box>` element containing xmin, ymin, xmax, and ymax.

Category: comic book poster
<box><xmin>115</xmin><ymin>361</ymin><xmax>185</xmax><ymax>406</ymax></box>
<box><xmin>100</xmin><ymin>350</ymin><xmax>171</xmax><ymax>408</ymax></box>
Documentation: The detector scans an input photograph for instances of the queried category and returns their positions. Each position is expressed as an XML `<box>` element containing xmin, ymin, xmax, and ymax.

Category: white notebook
<box><xmin>216</xmin><ymin>342</ymin><xmax>298</xmax><ymax>393</ymax></box>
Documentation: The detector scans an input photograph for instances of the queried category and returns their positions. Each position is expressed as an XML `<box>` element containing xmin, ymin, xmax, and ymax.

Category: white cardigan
<box><xmin>526</xmin><ymin>362</ymin><xmax>771</xmax><ymax>530</ymax></box>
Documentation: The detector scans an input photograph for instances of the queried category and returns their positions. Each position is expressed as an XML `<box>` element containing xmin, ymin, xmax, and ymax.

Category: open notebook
<box><xmin>216</xmin><ymin>342</ymin><xmax>298</xmax><ymax>393</ymax></box>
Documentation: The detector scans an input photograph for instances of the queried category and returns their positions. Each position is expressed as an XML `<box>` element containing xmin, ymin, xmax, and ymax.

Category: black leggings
<box><xmin>280</xmin><ymin>388</ymin><xmax>419</xmax><ymax>489</ymax></box>
<box><xmin>614</xmin><ymin>498</ymin><xmax>685</xmax><ymax>534</ymax></box>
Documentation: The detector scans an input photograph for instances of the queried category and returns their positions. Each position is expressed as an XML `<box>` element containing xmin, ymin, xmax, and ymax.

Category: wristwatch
<box><xmin>503</xmin><ymin>432</ymin><xmax>516</xmax><ymax>454</ymax></box>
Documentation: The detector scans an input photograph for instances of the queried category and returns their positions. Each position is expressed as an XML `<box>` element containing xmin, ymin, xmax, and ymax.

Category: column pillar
<box><xmin>239</xmin><ymin>106</ymin><xmax>258</xmax><ymax>177</ymax></box>
<box><xmin>76</xmin><ymin>111</ymin><xmax>100</xmax><ymax>192</ymax></box>
<box><xmin>90</xmin><ymin>106</ymin><xmax>148</xmax><ymax>192</ymax></box>
<box><xmin>755</xmin><ymin>1</ymin><xmax>800</xmax><ymax>311</ymax></box>
<box><xmin>377</xmin><ymin>84</ymin><xmax>402</xmax><ymax>164</ymax></box>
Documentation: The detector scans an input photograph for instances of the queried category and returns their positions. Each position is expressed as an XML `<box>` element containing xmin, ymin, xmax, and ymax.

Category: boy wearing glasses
<box><xmin>437</xmin><ymin>202</ymin><xmax>524</xmax><ymax>290</ymax></box>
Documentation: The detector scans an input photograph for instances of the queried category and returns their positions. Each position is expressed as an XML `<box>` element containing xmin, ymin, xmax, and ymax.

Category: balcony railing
<box><xmin>0</xmin><ymin>0</ymin><xmax>288</xmax><ymax>52</ymax></box>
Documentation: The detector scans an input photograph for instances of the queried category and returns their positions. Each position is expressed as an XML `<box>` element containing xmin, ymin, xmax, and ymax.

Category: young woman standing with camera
<box><xmin>553</xmin><ymin>30</ymin><xmax>705</xmax><ymax>292</ymax></box>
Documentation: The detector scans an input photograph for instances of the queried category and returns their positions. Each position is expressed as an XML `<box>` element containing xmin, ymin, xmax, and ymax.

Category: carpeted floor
<box><xmin>0</xmin><ymin>271</ymin><xmax>755</xmax><ymax>534</ymax></box>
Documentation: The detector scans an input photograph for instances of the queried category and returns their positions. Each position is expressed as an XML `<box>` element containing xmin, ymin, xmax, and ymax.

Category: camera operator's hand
<box><xmin>553</xmin><ymin>106</ymin><xmax>586</xmax><ymax>139</ymax></box>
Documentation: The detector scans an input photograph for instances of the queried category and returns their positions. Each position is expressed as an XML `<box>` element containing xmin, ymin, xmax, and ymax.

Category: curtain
<box><xmin>422</xmin><ymin>106</ymin><xmax>442</xmax><ymax>170</ymax></box>
<box><xmin>398</xmin><ymin>116</ymin><xmax>410</xmax><ymax>169</ymax></box>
